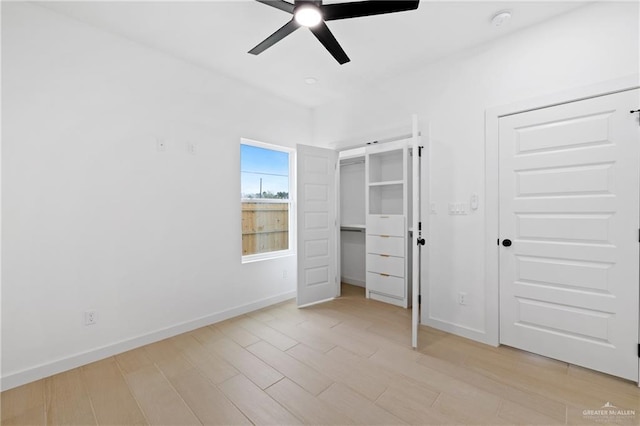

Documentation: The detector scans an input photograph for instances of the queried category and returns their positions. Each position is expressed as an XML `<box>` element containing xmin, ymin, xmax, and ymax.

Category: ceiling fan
<box><xmin>249</xmin><ymin>0</ymin><xmax>420</xmax><ymax>65</ymax></box>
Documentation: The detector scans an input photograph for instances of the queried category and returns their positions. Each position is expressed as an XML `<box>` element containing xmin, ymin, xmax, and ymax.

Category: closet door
<box><xmin>297</xmin><ymin>144</ymin><xmax>339</xmax><ymax>306</ymax></box>
<box><xmin>499</xmin><ymin>89</ymin><xmax>639</xmax><ymax>380</ymax></box>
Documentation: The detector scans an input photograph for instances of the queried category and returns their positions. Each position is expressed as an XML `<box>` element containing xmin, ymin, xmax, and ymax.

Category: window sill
<box><xmin>242</xmin><ymin>250</ymin><xmax>296</xmax><ymax>264</ymax></box>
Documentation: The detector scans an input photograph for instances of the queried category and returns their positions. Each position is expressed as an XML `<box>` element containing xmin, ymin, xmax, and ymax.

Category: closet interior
<box><xmin>338</xmin><ymin>138</ymin><xmax>414</xmax><ymax>308</ymax></box>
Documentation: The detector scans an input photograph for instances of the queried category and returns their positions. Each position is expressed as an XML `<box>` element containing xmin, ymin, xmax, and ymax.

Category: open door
<box><xmin>297</xmin><ymin>144</ymin><xmax>339</xmax><ymax>307</ymax></box>
<box><xmin>411</xmin><ymin>115</ymin><xmax>422</xmax><ymax>348</ymax></box>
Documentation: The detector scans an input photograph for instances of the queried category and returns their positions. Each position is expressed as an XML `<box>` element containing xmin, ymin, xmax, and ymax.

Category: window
<box><xmin>241</xmin><ymin>139</ymin><xmax>295</xmax><ymax>261</ymax></box>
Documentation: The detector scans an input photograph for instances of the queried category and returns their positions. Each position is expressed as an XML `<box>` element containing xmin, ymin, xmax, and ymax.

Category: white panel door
<box><xmin>499</xmin><ymin>89</ymin><xmax>640</xmax><ymax>380</ymax></box>
<box><xmin>297</xmin><ymin>144</ymin><xmax>338</xmax><ymax>307</ymax></box>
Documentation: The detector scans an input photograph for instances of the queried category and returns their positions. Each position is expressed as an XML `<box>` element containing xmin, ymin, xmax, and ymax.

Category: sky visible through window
<box><xmin>241</xmin><ymin>144</ymin><xmax>289</xmax><ymax>199</ymax></box>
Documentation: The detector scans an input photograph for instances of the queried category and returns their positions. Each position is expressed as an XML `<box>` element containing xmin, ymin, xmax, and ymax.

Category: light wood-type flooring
<box><xmin>2</xmin><ymin>284</ymin><xmax>639</xmax><ymax>425</ymax></box>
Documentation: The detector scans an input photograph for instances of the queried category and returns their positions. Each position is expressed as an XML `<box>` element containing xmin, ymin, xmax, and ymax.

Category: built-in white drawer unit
<box><xmin>366</xmin><ymin>235</ymin><xmax>404</xmax><ymax>257</ymax></box>
<box><xmin>366</xmin><ymin>272</ymin><xmax>405</xmax><ymax>299</ymax></box>
<box><xmin>364</xmin><ymin>141</ymin><xmax>410</xmax><ymax>308</ymax></box>
<box><xmin>366</xmin><ymin>254</ymin><xmax>404</xmax><ymax>277</ymax></box>
<box><xmin>366</xmin><ymin>215</ymin><xmax>404</xmax><ymax>236</ymax></box>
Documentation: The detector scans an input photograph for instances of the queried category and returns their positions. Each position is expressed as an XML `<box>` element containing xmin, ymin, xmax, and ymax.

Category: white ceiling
<box><xmin>37</xmin><ymin>1</ymin><xmax>588</xmax><ymax>108</ymax></box>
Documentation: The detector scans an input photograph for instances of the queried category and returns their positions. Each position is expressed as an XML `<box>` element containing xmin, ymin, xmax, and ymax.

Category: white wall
<box><xmin>1</xmin><ymin>2</ymin><xmax>311</xmax><ymax>389</ymax></box>
<box><xmin>313</xmin><ymin>2</ymin><xmax>640</xmax><ymax>343</ymax></box>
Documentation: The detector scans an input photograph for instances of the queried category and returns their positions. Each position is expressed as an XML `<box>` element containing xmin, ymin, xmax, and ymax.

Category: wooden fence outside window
<box><xmin>242</xmin><ymin>202</ymin><xmax>289</xmax><ymax>255</ymax></box>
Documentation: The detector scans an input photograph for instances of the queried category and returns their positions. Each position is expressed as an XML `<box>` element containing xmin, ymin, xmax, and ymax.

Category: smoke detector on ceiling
<box><xmin>491</xmin><ymin>10</ymin><xmax>512</xmax><ymax>27</ymax></box>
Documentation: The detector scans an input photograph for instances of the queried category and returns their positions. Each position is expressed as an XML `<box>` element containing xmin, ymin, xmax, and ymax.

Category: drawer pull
<box><xmin>380</xmin><ymin>254</ymin><xmax>390</xmax><ymax>257</ymax></box>
<box><xmin>380</xmin><ymin>216</ymin><xmax>390</xmax><ymax>219</ymax></box>
<box><xmin>380</xmin><ymin>235</ymin><xmax>390</xmax><ymax>238</ymax></box>
<box><xmin>380</xmin><ymin>273</ymin><xmax>390</xmax><ymax>277</ymax></box>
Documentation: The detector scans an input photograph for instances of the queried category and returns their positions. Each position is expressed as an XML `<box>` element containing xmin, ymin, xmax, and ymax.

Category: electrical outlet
<box><xmin>84</xmin><ymin>310</ymin><xmax>97</xmax><ymax>326</ymax></box>
<box><xmin>457</xmin><ymin>292</ymin><xmax>467</xmax><ymax>306</ymax></box>
<box><xmin>187</xmin><ymin>141</ymin><xmax>197</xmax><ymax>155</ymax></box>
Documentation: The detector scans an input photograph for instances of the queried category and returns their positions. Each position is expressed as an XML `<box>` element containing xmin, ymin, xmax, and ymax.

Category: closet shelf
<box><xmin>341</xmin><ymin>224</ymin><xmax>366</xmax><ymax>232</ymax></box>
<box><xmin>368</xmin><ymin>180</ymin><xmax>404</xmax><ymax>187</ymax></box>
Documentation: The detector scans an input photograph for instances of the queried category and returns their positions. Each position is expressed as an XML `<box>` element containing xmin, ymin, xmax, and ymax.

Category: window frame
<box><xmin>240</xmin><ymin>138</ymin><xmax>296</xmax><ymax>263</ymax></box>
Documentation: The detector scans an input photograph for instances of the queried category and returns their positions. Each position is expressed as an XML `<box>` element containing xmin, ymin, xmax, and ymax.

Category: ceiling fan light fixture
<box><xmin>294</xmin><ymin>5</ymin><xmax>322</xmax><ymax>27</ymax></box>
<box><xmin>250</xmin><ymin>0</ymin><xmax>421</xmax><ymax>65</ymax></box>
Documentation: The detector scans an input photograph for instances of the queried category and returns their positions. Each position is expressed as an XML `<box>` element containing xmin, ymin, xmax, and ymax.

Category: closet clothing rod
<box><xmin>340</xmin><ymin>228</ymin><xmax>365</xmax><ymax>233</ymax></box>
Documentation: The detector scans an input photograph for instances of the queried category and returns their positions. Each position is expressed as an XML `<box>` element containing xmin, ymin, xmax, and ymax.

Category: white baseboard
<box><xmin>341</xmin><ymin>277</ymin><xmax>365</xmax><ymax>288</ymax></box>
<box><xmin>1</xmin><ymin>290</ymin><xmax>296</xmax><ymax>391</ymax></box>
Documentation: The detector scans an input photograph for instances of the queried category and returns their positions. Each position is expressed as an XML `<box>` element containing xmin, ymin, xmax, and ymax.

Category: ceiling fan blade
<box><xmin>255</xmin><ymin>0</ymin><xmax>295</xmax><ymax>14</ymax></box>
<box><xmin>321</xmin><ymin>0</ymin><xmax>419</xmax><ymax>21</ymax></box>
<box><xmin>309</xmin><ymin>21</ymin><xmax>350</xmax><ymax>65</ymax></box>
<box><xmin>248</xmin><ymin>19</ymin><xmax>301</xmax><ymax>55</ymax></box>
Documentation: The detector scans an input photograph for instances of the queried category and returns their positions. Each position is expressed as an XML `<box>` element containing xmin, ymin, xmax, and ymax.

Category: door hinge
<box><xmin>418</xmin><ymin>294</ymin><xmax>421</xmax><ymax>305</ymax></box>
<box><xmin>418</xmin><ymin>146</ymin><xmax>424</xmax><ymax>157</ymax></box>
<box><xmin>497</xmin><ymin>238</ymin><xmax>500</xmax><ymax>246</ymax></box>
<box><xmin>637</xmin><ymin>343</ymin><xmax>640</xmax><ymax>357</ymax></box>
<box><xmin>416</xmin><ymin>222</ymin><xmax>426</xmax><ymax>246</ymax></box>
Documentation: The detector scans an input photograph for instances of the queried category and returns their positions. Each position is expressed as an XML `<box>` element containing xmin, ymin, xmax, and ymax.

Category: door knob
<box><xmin>502</xmin><ymin>239</ymin><xmax>512</xmax><ymax>247</ymax></box>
